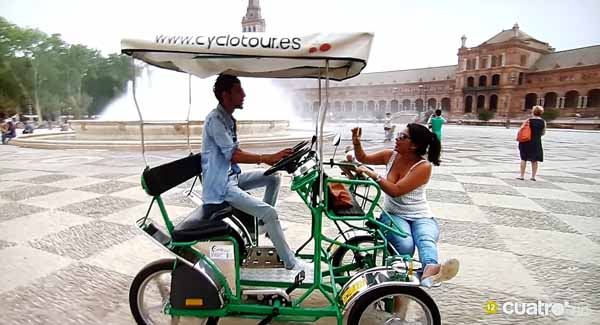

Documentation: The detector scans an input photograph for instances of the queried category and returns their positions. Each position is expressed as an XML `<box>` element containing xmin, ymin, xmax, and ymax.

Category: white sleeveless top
<box><xmin>383</xmin><ymin>151</ymin><xmax>433</xmax><ymax>218</ymax></box>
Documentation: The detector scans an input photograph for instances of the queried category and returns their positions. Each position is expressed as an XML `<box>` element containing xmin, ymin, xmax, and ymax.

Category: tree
<box><xmin>0</xmin><ymin>17</ymin><xmax>133</xmax><ymax>120</ymax></box>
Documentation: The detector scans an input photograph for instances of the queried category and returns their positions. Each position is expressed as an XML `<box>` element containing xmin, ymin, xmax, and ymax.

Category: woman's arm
<box><xmin>353</xmin><ymin>146</ymin><xmax>393</xmax><ymax>165</ymax></box>
<box><xmin>360</xmin><ymin>162</ymin><xmax>432</xmax><ymax>196</ymax></box>
<box><xmin>352</xmin><ymin>126</ymin><xmax>393</xmax><ymax>165</ymax></box>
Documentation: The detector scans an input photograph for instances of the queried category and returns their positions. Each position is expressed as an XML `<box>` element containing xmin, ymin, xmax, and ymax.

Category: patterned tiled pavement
<box><xmin>1</xmin><ymin>124</ymin><xmax>599</xmax><ymax>324</ymax></box>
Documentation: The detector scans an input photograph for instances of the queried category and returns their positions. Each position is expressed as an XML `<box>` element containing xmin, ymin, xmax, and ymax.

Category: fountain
<box><xmin>13</xmin><ymin>66</ymin><xmax>325</xmax><ymax>150</ymax></box>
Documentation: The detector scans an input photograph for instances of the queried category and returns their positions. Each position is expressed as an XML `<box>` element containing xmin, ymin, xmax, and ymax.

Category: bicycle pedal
<box><xmin>242</xmin><ymin>246</ymin><xmax>284</xmax><ymax>268</ymax></box>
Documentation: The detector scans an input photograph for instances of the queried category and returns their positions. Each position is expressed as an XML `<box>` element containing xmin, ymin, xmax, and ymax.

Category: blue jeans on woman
<box><xmin>379</xmin><ymin>213</ymin><xmax>440</xmax><ymax>267</ymax></box>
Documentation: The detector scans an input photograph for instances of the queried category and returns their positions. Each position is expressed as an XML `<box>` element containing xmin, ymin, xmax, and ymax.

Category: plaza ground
<box><xmin>0</xmin><ymin>124</ymin><xmax>599</xmax><ymax>324</ymax></box>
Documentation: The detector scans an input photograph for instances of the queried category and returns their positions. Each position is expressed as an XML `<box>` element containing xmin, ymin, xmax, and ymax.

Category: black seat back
<box><xmin>142</xmin><ymin>153</ymin><xmax>202</xmax><ymax>196</ymax></box>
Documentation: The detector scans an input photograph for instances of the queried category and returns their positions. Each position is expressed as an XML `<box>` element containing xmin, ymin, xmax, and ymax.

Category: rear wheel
<box><xmin>129</xmin><ymin>258</ymin><xmax>219</xmax><ymax>325</ymax></box>
<box><xmin>346</xmin><ymin>285</ymin><xmax>440</xmax><ymax>325</ymax></box>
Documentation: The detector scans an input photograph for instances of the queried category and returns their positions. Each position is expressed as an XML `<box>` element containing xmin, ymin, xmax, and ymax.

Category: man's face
<box><xmin>223</xmin><ymin>83</ymin><xmax>246</xmax><ymax>110</ymax></box>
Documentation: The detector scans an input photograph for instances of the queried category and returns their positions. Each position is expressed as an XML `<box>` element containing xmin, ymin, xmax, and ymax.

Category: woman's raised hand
<box><xmin>351</xmin><ymin>127</ymin><xmax>362</xmax><ymax>144</ymax></box>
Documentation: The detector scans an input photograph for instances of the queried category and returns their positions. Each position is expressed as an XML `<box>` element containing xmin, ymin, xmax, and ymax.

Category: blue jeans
<box><xmin>380</xmin><ymin>213</ymin><xmax>440</xmax><ymax>267</ymax></box>
<box><xmin>224</xmin><ymin>170</ymin><xmax>297</xmax><ymax>268</ymax></box>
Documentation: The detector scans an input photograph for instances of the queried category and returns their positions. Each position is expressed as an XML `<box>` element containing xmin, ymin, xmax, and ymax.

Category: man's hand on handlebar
<box><xmin>264</xmin><ymin>148</ymin><xmax>294</xmax><ymax>166</ymax></box>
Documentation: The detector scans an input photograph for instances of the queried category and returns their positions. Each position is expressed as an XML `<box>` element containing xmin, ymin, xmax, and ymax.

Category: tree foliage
<box><xmin>477</xmin><ymin>109</ymin><xmax>495</xmax><ymax>122</ymax></box>
<box><xmin>0</xmin><ymin>16</ymin><xmax>133</xmax><ymax>120</ymax></box>
<box><xmin>542</xmin><ymin>108</ymin><xmax>560</xmax><ymax>122</ymax></box>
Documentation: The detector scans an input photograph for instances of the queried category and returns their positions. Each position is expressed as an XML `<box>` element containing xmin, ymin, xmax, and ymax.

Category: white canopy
<box><xmin>121</xmin><ymin>33</ymin><xmax>373</xmax><ymax>81</ymax></box>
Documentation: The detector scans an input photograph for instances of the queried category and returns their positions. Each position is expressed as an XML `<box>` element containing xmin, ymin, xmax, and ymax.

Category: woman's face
<box><xmin>394</xmin><ymin>127</ymin><xmax>413</xmax><ymax>152</ymax></box>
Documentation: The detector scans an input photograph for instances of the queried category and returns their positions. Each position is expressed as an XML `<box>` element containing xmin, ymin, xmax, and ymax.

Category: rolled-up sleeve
<box><xmin>206</xmin><ymin>116</ymin><xmax>238</xmax><ymax>162</ymax></box>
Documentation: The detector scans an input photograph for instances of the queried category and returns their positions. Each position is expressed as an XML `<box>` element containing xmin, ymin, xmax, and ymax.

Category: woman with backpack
<box><xmin>517</xmin><ymin>105</ymin><xmax>546</xmax><ymax>181</ymax></box>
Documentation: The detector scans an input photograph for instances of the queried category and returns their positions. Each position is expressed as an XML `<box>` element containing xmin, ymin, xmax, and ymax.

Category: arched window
<box><xmin>367</xmin><ymin>100</ymin><xmax>376</xmax><ymax>113</ymax></box>
<box><xmin>344</xmin><ymin>101</ymin><xmax>353</xmax><ymax>113</ymax></box>
<box><xmin>402</xmin><ymin>99</ymin><xmax>411</xmax><ymax>111</ymax></box>
<box><xmin>391</xmin><ymin>100</ymin><xmax>399</xmax><ymax>113</ymax></box>
<box><xmin>564</xmin><ymin>90</ymin><xmax>579</xmax><ymax>108</ymax></box>
<box><xmin>588</xmin><ymin>89</ymin><xmax>600</xmax><ymax>107</ymax></box>
<box><xmin>489</xmin><ymin>94</ymin><xmax>498</xmax><ymax>111</ymax></box>
<box><xmin>427</xmin><ymin>98</ymin><xmax>437</xmax><ymax>110</ymax></box>
<box><xmin>464</xmin><ymin>96</ymin><xmax>473</xmax><ymax>113</ymax></box>
<box><xmin>378</xmin><ymin>100</ymin><xmax>387</xmax><ymax>113</ymax></box>
<box><xmin>525</xmin><ymin>93</ymin><xmax>538</xmax><ymax>110</ymax></box>
<box><xmin>441</xmin><ymin>98</ymin><xmax>451</xmax><ymax>111</ymax></box>
<box><xmin>544</xmin><ymin>92</ymin><xmax>558</xmax><ymax>109</ymax></box>
<box><xmin>415</xmin><ymin>99</ymin><xmax>424</xmax><ymax>111</ymax></box>
<box><xmin>491</xmin><ymin>74</ymin><xmax>501</xmax><ymax>86</ymax></box>
<box><xmin>356</xmin><ymin>101</ymin><xmax>365</xmax><ymax>113</ymax></box>
<box><xmin>476</xmin><ymin>95</ymin><xmax>485</xmax><ymax>111</ymax></box>
<box><xmin>467</xmin><ymin>76</ymin><xmax>475</xmax><ymax>88</ymax></box>
<box><xmin>479</xmin><ymin>75</ymin><xmax>487</xmax><ymax>87</ymax></box>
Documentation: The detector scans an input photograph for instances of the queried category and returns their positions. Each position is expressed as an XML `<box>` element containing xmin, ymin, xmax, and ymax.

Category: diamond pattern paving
<box><xmin>1</xmin><ymin>124</ymin><xmax>599</xmax><ymax>324</ymax></box>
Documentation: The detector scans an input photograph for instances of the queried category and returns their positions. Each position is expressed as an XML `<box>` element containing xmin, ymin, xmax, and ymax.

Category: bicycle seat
<box><xmin>172</xmin><ymin>203</ymin><xmax>241</xmax><ymax>245</ymax></box>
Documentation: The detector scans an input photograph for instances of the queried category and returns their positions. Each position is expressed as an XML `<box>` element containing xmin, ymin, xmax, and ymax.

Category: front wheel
<box><xmin>331</xmin><ymin>235</ymin><xmax>391</xmax><ymax>277</ymax></box>
<box><xmin>129</xmin><ymin>258</ymin><xmax>219</xmax><ymax>325</ymax></box>
<box><xmin>346</xmin><ymin>285</ymin><xmax>440</xmax><ymax>325</ymax></box>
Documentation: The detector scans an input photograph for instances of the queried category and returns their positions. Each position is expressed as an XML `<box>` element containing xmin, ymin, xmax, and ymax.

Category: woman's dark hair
<box><xmin>213</xmin><ymin>74</ymin><xmax>240</xmax><ymax>103</ymax></box>
<box><xmin>435</xmin><ymin>109</ymin><xmax>442</xmax><ymax>116</ymax></box>
<box><xmin>407</xmin><ymin>123</ymin><xmax>441</xmax><ymax>166</ymax></box>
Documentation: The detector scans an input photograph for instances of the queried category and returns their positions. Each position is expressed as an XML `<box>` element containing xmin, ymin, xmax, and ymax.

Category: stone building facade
<box><xmin>291</xmin><ymin>24</ymin><xmax>600</xmax><ymax>119</ymax></box>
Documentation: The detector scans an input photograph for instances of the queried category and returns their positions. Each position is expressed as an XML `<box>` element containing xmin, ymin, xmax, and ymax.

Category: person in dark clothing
<box><xmin>1</xmin><ymin>120</ymin><xmax>16</xmax><ymax>144</ymax></box>
<box><xmin>518</xmin><ymin>105</ymin><xmax>546</xmax><ymax>181</ymax></box>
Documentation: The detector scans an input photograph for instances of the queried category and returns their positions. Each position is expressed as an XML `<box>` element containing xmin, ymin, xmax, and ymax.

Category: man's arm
<box><xmin>232</xmin><ymin>148</ymin><xmax>293</xmax><ymax>165</ymax></box>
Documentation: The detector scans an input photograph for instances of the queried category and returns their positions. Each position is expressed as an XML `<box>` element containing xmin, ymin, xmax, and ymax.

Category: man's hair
<box><xmin>435</xmin><ymin>109</ymin><xmax>442</xmax><ymax>116</ymax></box>
<box><xmin>213</xmin><ymin>74</ymin><xmax>240</xmax><ymax>103</ymax></box>
<box><xmin>532</xmin><ymin>105</ymin><xmax>544</xmax><ymax>116</ymax></box>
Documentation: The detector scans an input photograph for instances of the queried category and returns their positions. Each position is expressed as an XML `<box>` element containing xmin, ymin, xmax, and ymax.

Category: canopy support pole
<box><xmin>131</xmin><ymin>59</ymin><xmax>148</xmax><ymax>167</ymax></box>
<box><xmin>315</xmin><ymin>73</ymin><xmax>321</xmax><ymax>140</ymax></box>
<box><xmin>186</xmin><ymin>74</ymin><xmax>193</xmax><ymax>155</ymax></box>
<box><xmin>318</xmin><ymin>60</ymin><xmax>330</xmax><ymax>201</ymax></box>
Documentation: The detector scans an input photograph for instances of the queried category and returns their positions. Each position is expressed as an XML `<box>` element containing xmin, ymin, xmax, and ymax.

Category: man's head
<box><xmin>435</xmin><ymin>109</ymin><xmax>442</xmax><ymax>116</ymax></box>
<box><xmin>213</xmin><ymin>74</ymin><xmax>245</xmax><ymax>111</ymax></box>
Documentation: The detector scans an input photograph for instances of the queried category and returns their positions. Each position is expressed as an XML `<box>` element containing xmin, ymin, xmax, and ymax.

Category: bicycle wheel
<box><xmin>331</xmin><ymin>235</ymin><xmax>389</xmax><ymax>276</ymax></box>
<box><xmin>129</xmin><ymin>258</ymin><xmax>219</xmax><ymax>325</ymax></box>
<box><xmin>346</xmin><ymin>285</ymin><xmax>440</xmax><ymax>325</ymax></box>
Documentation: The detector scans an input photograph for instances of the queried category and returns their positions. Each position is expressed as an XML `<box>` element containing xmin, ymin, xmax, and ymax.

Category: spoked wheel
<box><xmin>346</xmin><ymin>285</ymin><xmax>440</xmax><ymax>325</ymax></box>
<box><xmin>129</xmin><ymin>259</ymin><xmax>219</xmax><ymax>325</ymax></box>
<box><xmin>331</xmin><ymin>235</ymin><xmax>389</xmax><ymax>277</ymax></box>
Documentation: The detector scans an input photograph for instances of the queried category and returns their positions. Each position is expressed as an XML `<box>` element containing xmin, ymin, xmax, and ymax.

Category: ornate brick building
<box><xmin>292</xmin><ymin>24</ymin><xmax>600</xmax><ymax>119</ymax></box>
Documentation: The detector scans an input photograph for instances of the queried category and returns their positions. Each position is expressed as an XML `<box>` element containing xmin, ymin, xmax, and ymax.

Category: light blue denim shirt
<box><xmin>201</xmin><ymin>104</ymin><xmax>241</xmax><ymax>204</ymax></box>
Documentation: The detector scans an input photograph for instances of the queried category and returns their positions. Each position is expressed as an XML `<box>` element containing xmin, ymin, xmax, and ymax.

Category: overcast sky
<box><xmin>2</xmin><ymin>0</ymin><xmax>600</xmax><ymax>73</ymax></box>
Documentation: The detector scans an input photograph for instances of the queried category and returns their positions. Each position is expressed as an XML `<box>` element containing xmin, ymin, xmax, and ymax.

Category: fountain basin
<box><xmin>11</xmin><ymin>119</ymin><xmax>331</xmax><ymax>150</ymax></box>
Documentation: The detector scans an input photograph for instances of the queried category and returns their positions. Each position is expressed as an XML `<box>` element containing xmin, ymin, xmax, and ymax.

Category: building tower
<box><xmin>242</xmin><ymin>0</ymin><xmax>266</xmax><ymax>33</ymax></box>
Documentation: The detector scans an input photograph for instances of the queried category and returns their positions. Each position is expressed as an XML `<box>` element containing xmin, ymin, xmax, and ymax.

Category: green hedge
<box><xmin>542</xmin><ymin>108</ymin><xmax>560</xmax><ymax>122</ymax></box>
<box><xmin>478</xmin><ymin>110</ymin><xmax>495</xmax><ymax>121</ymax></box>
